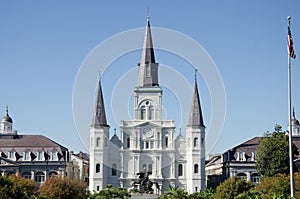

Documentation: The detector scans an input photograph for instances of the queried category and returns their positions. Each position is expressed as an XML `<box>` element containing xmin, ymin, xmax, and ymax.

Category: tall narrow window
<box><xmin>96</xmin><ymin>163</ymin><xmax>100</xmax><ymax>173</ymax></box>
<box><xmin>165</xmin><ymin>137</ymin><xmax>168</xmax><ymax>147</ymax></box>
<box><xmin>148</xmin><ymin>164</ymin><xmax>152</xmax><ymax>173</ymax></box>
<box><xmin>149</xmin><ymin>106</ymin><xmax>154</xmax><ymax>120</ymax></box>
<box><xmin>194</xmin><ymin>164</ymin><xmax>199</xmax><ymax>173</ymax></box>
<box><xmin>141</xmin><ymin>106</ymin><xmax>146</xmax><ymax>120</ymax></box>
<box><xmin>194</xmin><ymin>138</ymin><xmax>198</xmax><ymax>147</ymax></box>
<box><xmin>112</xmin><ymin>163</ymin><xmax>117</xmax><ymax>176</ymax></box>
<box><xmin>127</xmin><ymin>137</ymin><xmax>130</xmax><ymax>148</ymax></box>
<box><xmin>96</xmin><ymin>137</ymin><xmax>101</xmax><ymax>147</ymax></box>
<box><xmin>178</xmin><ymin>164</ymin><xmax>183</xmax><ymax>176</ymax></box>
<box><xmin>146</xmin><ymin>64</ymin><xmax>151</xmax><ymax>77</ymax></box>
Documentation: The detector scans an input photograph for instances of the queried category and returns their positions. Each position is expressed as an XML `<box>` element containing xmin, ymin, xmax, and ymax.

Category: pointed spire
<box><xmin>140</xmin><ymin>16</ymin><xmax>156</xmax><ymax>65</ymax></box>
<box><xmin>91</xmin><ymin>78</ymin><xmax>109</xmax><ymax>128</ymax></box>
<box><xmin>188</xmin><ymin>69</ymin><xmax>205</xmax><ymax>127</ymax></box>
<box><xmin>138</xmin><ymin>16</ymin><xmax>159</xmax><ymax>87</ymax></box>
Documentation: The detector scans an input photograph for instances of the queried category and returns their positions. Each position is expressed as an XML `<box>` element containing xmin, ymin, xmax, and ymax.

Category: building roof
<box><xmin>187</xmin><ymin>79</ymin><xmax>205</xmax><ymax>127</ymax></box>
<box><xmin>72</xmin><ymin>151</ymin><xmax>89</xmax><ymax>161</ymax></box>
<box><xmin>91</xmin><ymin>79</ymin><xmax>109</xmax><ymax>128</ymax></box>
<box><xmin>137</xmin><ymin>16</ymin><xmax>159</xmax><ymax>87</ymax></box>
<box><xmin>0</xmin><ymin>134</ymin><xmax>68</xmax><ymax>161</ymax></box>
<box><xmin>1</xmin><ymin>107</ymin><xmax>13</xmax><ymax>123</ymax></box>
<box><xmin>140</xmin><ymin>16</ymin><xmax>156</xmax><ymax>65</ymax></box>
<box><xmin>0</xmin><ymin>134</ymin><xmax>67</xmax><ymax>149</ymax></box>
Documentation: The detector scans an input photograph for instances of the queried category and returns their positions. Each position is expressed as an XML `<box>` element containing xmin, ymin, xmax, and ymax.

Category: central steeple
<box><xmin>137</xmin><ymin>16</ymin><xmax>159</xmax><ymax>87</ymax></box>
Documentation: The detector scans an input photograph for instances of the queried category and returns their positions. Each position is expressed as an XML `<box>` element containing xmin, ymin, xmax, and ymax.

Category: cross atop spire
<box><xmin>187</xmin><ymin>71</ymin><xmax>205</xmax><ymax>127</ymax></box>
<box><xmin>91</xmin><ymin>78</ymin><xmax>109</xmax><ymax>128</ymax></box>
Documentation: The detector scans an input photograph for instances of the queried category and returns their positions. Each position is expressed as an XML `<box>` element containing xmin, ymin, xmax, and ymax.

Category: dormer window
<box><xmin>251</xmin><ymin>152</ymin><xmax>256</xmax><ymax>161</ymax></box>
<box><xmin>49</xmin><ymin>150</ymin><xmax>58</xmax><ymax>161</ymax></box>
<box><xmin>8</xmin><ymin>151</ymin><xmax>15</xmax><ymax>160</ymax></box>
<box><xmin>23</xmin><ymin>150</ymin><xmax>31</xmax><ymax>161</ymax></box>
<box><xmin>237</xmin><ymin>152</ymin><xmax>246</xmax><ymax>161</ymax></box>
<box><xmin>37</xmin><ymin>151</ymin><xmax>44</xmax><ymax>161</ymax></box>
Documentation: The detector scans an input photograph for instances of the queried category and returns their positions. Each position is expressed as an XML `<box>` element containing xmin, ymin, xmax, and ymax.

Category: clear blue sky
<box><xmin>1</xmin><ymin>1</ymin><xmax>300</xmax><ymax>155</ymax></box>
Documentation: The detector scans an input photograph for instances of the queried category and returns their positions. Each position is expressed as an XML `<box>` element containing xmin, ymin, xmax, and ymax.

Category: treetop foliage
<box><xmin>255</xmin><ymin>124</ymin><xmax>299</xmax><ymax>177</ymax></box>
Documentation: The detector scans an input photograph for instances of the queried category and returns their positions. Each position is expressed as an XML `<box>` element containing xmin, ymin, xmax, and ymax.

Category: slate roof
<box><xmin>0</xmin><ymin>134</ymin><xmax>68</xmax><ymax>161</ymax></box>
<box><xmin>0</xmin><ymin>134</ymin><xmax>67</xmax><ymax>149</ymax></box>
<box><xmin>91</xmin><ymin>79</ymin><xmax>109</xmax><ymax>128</ymax></box>
<box><xmin>187</xmin><ymin>81</ymin><xmax>205</xmax><ymax>127</ymax></box>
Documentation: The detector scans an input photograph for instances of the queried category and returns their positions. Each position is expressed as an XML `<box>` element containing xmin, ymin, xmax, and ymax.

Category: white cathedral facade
<box><xmin>89</xmin><ymin>17</ymin><xmax>206</xmax><ymax>194</ymax></box>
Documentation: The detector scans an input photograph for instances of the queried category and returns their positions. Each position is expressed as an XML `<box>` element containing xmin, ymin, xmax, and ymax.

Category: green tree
<box><xmin>89</xmin><ymin>184</ymin><xmax>131</xmax><ymax>199</ymax></box>
<box><xmin>214</xmin><ymin>176</ymin><xmax>253</xmax><ymax>199</ymax></box>
<box><xmin>38</xmin><ymin>177</ymin><xmax>88</xmax><ymax>199</ymax></box>
<box><xmin>188</xmin><ymin>188</ymin><xmax>215</xmax><ymax>199</ymax></box>
<box><xmin>255</xmin><ymin>173</ymin><xmax>300</xmax><ymax>199</ymax></box>
<box><xmin>255</xmin><ymin>125</ymin><xmax>299</xmax><ymax>177</ymax></box>
<box><xmin>158</xmin><ymin>185</ymin><xmax>189</xmax><ymax>199</ymax></box>
<box><xmin>0</xmin><ymin>174</ymin><xmax>36</xmax><ymax>199</ymax></box>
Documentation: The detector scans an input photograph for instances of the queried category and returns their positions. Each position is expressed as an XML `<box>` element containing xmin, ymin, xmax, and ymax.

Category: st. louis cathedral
<box><xmin>89</xmin><ymin>17</ymin><xmax>206</xmax><ymax>194</ymax></box>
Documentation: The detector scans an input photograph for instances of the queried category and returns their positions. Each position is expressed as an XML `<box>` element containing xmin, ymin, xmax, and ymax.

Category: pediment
<box><xmin>134</xmin><ymin>121</ymin><xmax>162</xmax><ymax>128</ymax></box>
<box><xmin>176</xmin><ymin>155</ymin><xmax>186</xmax><ymax>162</ymax></box>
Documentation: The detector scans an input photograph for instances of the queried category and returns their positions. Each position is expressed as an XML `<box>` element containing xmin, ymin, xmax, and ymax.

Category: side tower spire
<box><xmin>188</xmin><ymin>70</ymin><xmax>205</xmax><ymax>127</ymax></box>
<box><xmin>138</xmin><ymin>16</ymin><xmax>159</xmax><ymax>87</ymax></box>
<box><xmin>185</xmin><ymin>69</ymin><xmax>206</xmax><ymax>192</ymax></box>
<box><xmin>91</xmin><ymin>78</ymin><xmax>109</xmax><ymax>127</ymax></box>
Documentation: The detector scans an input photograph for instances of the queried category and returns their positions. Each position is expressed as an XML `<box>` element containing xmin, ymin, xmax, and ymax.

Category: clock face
<box><xmin>143</xmin><ymin>128</ymin><xmax>153</xmax><ymax>138</ymax></box>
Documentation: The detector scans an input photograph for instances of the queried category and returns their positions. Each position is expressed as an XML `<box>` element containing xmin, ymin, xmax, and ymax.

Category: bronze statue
<box><xmin>132</xmin><ymin>171</ymin><xmax>159</xmax><ymax>193</ymax></box>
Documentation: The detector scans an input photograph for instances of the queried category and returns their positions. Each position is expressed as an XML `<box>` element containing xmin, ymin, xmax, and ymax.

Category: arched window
<box><xmin>49</xmin><ymin>171</ymin><xmax>58</xmax><ymax>177</ymax></box>
<box><xmin>178</xmin><ymin>164</ymin><xmax>183</xmax><ymax>176</ymax></box>
<box><xmin>149</xmin><ymin>106</ymin><xmax>154</xmax><ymax>120</ymax></box>
<box><xmin>112</xmin><ymin>164</ymin><xmax>117</xmax><ymax>176</ymax></box>
<box><xmin>35</xmin><ymin>171</ymin><xmax>45</xmax><ymax>184</ymax></box>
<box><xmin>237</xmin><ymin>172</ymin><xmax>247</xmax><ymax>179</ymax></box>
<box><xmin>194</xmin><ymin>164</ymin><xmax>199</xmax><ymax>173</ymax></box>
<box><xmin>251</xmin><ymin>173</ymin><xmax>260</xmax><ymax>185</ymax></box>
<box><xmin>22</xmin><ymin>172</ymin><xmax>31</xmax><ymax>179</ymax></box>
<box><xmin>194</xmin><ymin>137</ymin><xmax>198</xmax><ymax>147</ymax></box>
<box><xmin>141</xmin><ymin>106</ymin><xmax>146</xmax><ymax>120</ymax></box>
<box><xmin>96</xmin><ymin>163</ymin><xmax>100</xmax><ymax>173</ymax></box>
<box><xmin>96</xmin><ymin>137</ymin><xmax>101</xmax><ymax>147</ymax></box>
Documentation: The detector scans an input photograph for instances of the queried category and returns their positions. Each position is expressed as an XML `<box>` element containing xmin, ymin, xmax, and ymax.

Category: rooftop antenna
<box><xmin>6</xmin><ymin>105</ymin><xmax>9</xmax><ymax>116</ymax></box>
<box><xmin>147</xmin><ymin>6</ymin><xmax>150</xmax><ymax>20</ymax></box>
<box><xmin>195</xmin><ymin>68</ymin><xmax>198</xmax><ymax>82</ymax></box>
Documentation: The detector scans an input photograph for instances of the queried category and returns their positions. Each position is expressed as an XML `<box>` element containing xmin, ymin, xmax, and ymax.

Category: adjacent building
<box><xmin>0</xmin><ymin>107</ymin><xmax>74</xmax><ymax>185</ymax></box>
<box><xmin>206</xmin><ymin>110</ymin><xmax>300</xmax><ymax>188</ymax></box>
<box><xmin>89</xmin><ymin>17</ymin><xmax>206</xmax><ymax>193</ymax></box>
